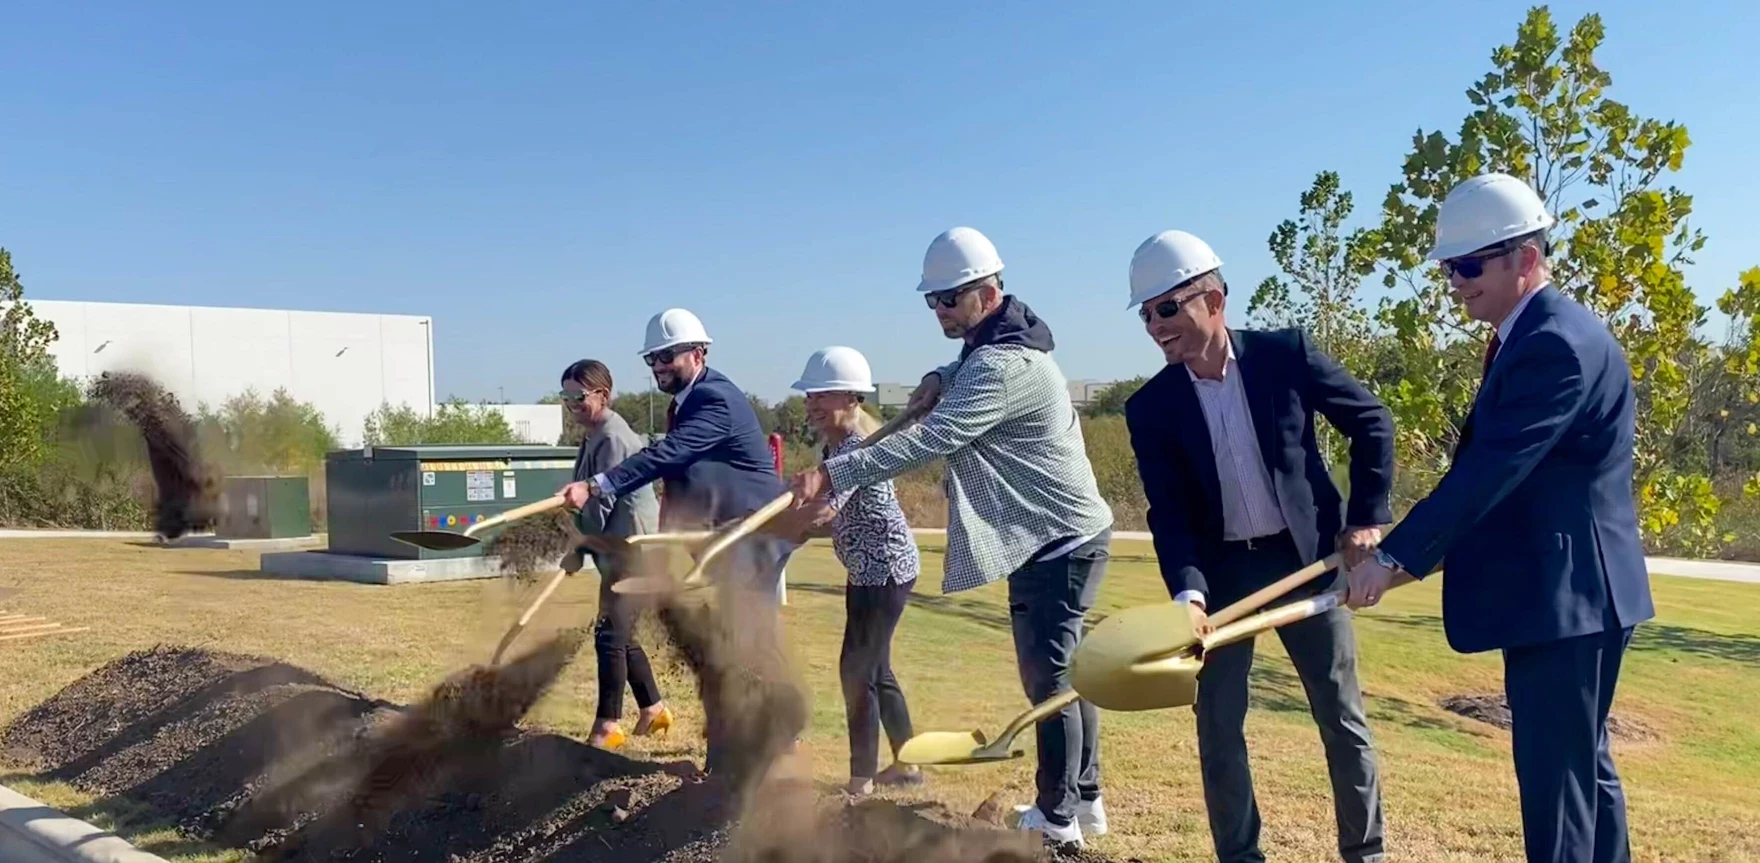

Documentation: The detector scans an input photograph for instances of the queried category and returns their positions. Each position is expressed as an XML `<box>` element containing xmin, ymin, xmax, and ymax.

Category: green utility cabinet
<box><xmin>325</xmin><ymin>444</ymin><xmax>578</xmax><ymax>559</ymax></box>
<box><xmin>217</xmin><ymin>476</ymin><xmax>312</xmax><ymax>539</ymax></box>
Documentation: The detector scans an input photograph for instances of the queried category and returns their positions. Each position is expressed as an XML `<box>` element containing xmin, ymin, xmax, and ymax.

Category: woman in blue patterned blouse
<box><xmin>791</xmin><ymin>346</ymin><xmax>923</xmax><ymax>796</ymax></box>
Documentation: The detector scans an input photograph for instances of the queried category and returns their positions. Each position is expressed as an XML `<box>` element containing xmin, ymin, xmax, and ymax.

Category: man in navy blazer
<box><xmin>1123</xmin><ymin>230</ymin><xmax>1394</xmax><ymax>863</ymax></box>
<box><xmin>1348</xmin><ymin>173</ymin><xmax>1654</xmax><ymax>863</ymax></box>
<box><xmin>565</xmin><ymin>307</ymin><xmax>798</xmax><ymax>781</ymax></box>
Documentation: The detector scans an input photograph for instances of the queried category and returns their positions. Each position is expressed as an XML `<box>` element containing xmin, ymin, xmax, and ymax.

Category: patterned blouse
<box><xmin>826</xmin><ymin>434</ymin><xmax>920</xmax><ymax>587</ymax></box>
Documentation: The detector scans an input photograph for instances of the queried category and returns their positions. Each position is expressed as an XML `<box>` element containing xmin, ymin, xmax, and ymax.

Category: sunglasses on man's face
<box><xmin>1440</xmin><ymin>243</ymin><xmax>1520</xmax><ymax>280</ymax></box>
<box><xmin>1138</xmin><ymin>291</ymin><xmax>1205</xmax><ymax>323</ymax></box>
<box><xmin>644</xmin><ymin>347</ymin><xmax>691</xmax><ymax>366</ymax></box>
<box><xmin>924</xmin><ymin>284</ymin><xmax>979</xmax><ymax>310</ymax></box>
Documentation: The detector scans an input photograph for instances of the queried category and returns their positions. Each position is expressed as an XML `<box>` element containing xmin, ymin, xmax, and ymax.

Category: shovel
<box><xmin>606</xmin><ymin>401</ymin><xmax>931</xmax><ymax>597</ymax></box>
<box><xmin>896</xmin><ymin>552</ymin><xmax>1343</xmax><ymax>767</ymax></box>
<box><xmin>390</xmin><ymin>494</ymin><xmax>569</xmax><ymax>552</ymax></box>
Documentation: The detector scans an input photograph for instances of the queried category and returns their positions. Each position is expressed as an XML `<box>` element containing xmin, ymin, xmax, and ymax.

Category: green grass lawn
<box><xmin>2</xmin><ymin>537</ymin><xmax>1758</xmax><ymax>862</ymax></box>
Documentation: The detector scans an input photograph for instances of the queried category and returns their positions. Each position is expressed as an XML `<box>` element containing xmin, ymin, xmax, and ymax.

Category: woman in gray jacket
<box><xmin>559</xmin><ymin>359</ymin><xmax>671</xmax><ymax>750</ymax></box>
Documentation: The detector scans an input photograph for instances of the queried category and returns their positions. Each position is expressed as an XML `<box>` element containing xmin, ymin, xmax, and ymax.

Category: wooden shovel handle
<box><xmin>1207</xmin><ymin>552</ymin><xmax>1343</xmax><ymax>628</ymax></box>
<box><xmin>1206</xmin><ymin>566</ymin><xmax>1422</xmax><ymax>653</ymax></box>
<box><xmin>466</xmin><ymin>494</ymin><xmax>568</xmax><ymax>537</ymax></box>
<box><xmin>491</xmin><ymin>568</ymin><xmax>569</xmax><ymax>665</ymax></box>
<box><xmin>858</xmin><ymin>402</ymin><xmax>930</xmax><ymax>449</ymax></box>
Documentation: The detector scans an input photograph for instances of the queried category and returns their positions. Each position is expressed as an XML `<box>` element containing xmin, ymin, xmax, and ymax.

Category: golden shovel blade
<box><xmin>1070</xmin><ymin>602</ymin><xmax>1203</xmax><ymax>712</ymax></box>
<box><xmin>896</xmin><ymin>730</ymin><xmax>1023</xmax><ymax>766</ymax></box>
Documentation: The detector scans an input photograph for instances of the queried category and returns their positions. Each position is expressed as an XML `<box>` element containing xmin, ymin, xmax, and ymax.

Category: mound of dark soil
<box><xmin>2</xmin><ymin>645</ymin><xmax>1114</xmax><ymax>862</ymax></box>
<box><xmin>1439</xmin><ymin>693</ymin><xmax>1659</xmax><ymax>741</ymax></box>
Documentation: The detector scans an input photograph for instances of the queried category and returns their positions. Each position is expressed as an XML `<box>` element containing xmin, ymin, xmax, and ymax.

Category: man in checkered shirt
<box><xmin>793</xmin><ymin>227</ymin><xmax>1114</xmax><ymax>850</ymax></box>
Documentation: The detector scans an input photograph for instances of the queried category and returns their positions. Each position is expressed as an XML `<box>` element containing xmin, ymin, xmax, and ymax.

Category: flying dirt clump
<box><xmin>85</xmin><ymin>371</ymin><xmax>217</xmax><ymax>539</ymax></box>
<box><xmin>485</xmin><ymin>512</ymin><xmax>576</xmax><ymax>581</ymax></box>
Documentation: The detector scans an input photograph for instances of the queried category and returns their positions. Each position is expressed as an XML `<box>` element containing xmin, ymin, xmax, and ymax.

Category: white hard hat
<box><xmin>640</xmin><ymin>308</ymin><xmax>713</xmax><ymax>355</ymax></box>
<box><xmin>1127</xmin><ymin>230</ymin><xmax>1224</xmax><ymax>308</ymax></box>
<box><xmin>917</xmin><ymin>227</ymin><xmax>1005</xmax><ymax>294</ymax></box>
<box><xmin>791</xmin><ymin>346</ymin><xmax>876</xmax><ymax>394</ymax></box>
<box><xmin>1428</xmin><ymin>172</ymin><xmax>1556</xmax><ymax>261</ymax></box>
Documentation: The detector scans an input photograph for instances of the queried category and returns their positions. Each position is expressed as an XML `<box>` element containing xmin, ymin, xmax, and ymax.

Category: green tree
<box><xmin>197</xmin><ymin>388</ymin><xmax>339</xmax><ymax>473</ymax></box>
<box><xmin>1717</xmin><ymin>267</ymin><xmax>1760</xmax><ymax>499</ymax></box>
<box><xmin>0</xmin><ymin>249</ymin><xmax>63</xmax><ymax>470</ymax></box>
<box><xmin>362</xmin><ymin>398</ymin><xmax>517</xmax><ymax>446</ymax></box>
<box><xmin>611</xmin><ymin>391</ymin><xmax>665</xmax><ymax>437</ymax></box>
<box><xmin>1081</xmin><ymin>377</ymin><xmax>1148</xmax><ymax>418</ymax></box>
<box><xmin>1366</xmin><ymin>6</ymin><xmax>1739</xmax><ymax>551</ymax></box>
<box><xmin>769</xmin><ymin>394</ymin><xmax>812</xmax><ymax>443</ymax></box>
<box><xmin>1248</xmin><ymin>170</ymin><xmax>1377</xmax><ymax>375</ymax></box>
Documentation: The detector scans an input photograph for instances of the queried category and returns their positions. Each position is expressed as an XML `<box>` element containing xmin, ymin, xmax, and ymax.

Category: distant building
<box><xmin>480</xmin><ymin>404</ymin><xmax>565</xmax><ymax>446</ymax></box>
<box><xmin>33</xmin><ymin>298</ymin><xmax>433</xmax><ymax>447</ymax></box>
<box><xmin>873</xmin><ymin>378</ymin><xmax>1124</xmax><ymax>410</ymax></box>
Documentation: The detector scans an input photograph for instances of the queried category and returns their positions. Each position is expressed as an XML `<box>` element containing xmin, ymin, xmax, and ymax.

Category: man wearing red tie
<box><xmin>1347</xmin><ymin>173</ymin><xmax>1653</xmax><ymax>863</ymax></box>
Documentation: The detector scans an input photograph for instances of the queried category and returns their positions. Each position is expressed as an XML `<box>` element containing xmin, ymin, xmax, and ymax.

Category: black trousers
<box><xmin>1195</xmin><ymin>533</ymin><xmax>1385</xmax><ymax>863</ymax></box>
<box><xmin>1503</xmin><ymin>623</ymin><xmax>1635</xmax><ymax>863</ymax></box>
<box><xmin>841</xmin><ymin>580</ymin><xmax>915</xmax><ymax>779</ymax></box>
<box><xmin>594</xmin><ymin>554</ymin><xmax>663</xmax><ymax>722</ymax></box>
<box><xmin>1007</xmin><ymin>529</ymin><xmax>1111</xmax><ymax>828</ymax></box>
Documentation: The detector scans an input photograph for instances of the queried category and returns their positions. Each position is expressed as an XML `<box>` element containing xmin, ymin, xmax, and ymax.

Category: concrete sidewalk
<box><xmin>909</xmin><ymin>528</ymin><xmax>1760</xmax><ymax>586</ymax></box>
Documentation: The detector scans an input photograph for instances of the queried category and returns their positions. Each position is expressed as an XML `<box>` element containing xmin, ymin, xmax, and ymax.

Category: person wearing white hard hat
<box><xmin>792</xmin><ymin>227</ymin><xmax>1114</xmax><ymax>850</ymax></box>
<box><xmin>780</xmin><ymin>346</ymin><xmax>925</xmax><ymax>797</ymax></box>
<box><xmin>1346</xmin><ymin>172</ymin><xmax>1652</xmax><ymax>863</ymax></box>
<box><xmin>562</xmin><ymin>307</ymin><xmax>803</xmax><ymax>781</ymax></box>
<box><xmin>1121</xmin><ymin>229</ymin><xmax>1394</xmax><ymax>863</ymax></box>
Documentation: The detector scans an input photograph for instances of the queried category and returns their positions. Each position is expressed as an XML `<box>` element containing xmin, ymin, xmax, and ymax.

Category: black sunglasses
<box><xmin>643</xmin><ymin>345</ymin><xmax>698</xmax><ymax>366</ymax></box>
<box><xmin>1137</xmin><ymin>290</ymin><xmax>1205</xmax><ymax>323</ymax></box>
<box><xmin>1440</xmin><ymin>242</ymin><xmax>1523</xmax><ymax>280</ymax></box>
<box><xmin>924</xmin><ymin>283</ymin><xmax>983</xmax><ymax>309</ymax></box>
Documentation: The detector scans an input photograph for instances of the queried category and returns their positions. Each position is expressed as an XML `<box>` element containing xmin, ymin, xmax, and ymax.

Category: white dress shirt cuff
<box><xmin>591</xmin><ymin>472</ymin><xmax>616</xmax><ymax>498</ymax></box>
<box><xmin>1174</xmin><ymin>589</ymin><xmax>1205</xmax><ymax>609</ymax></box>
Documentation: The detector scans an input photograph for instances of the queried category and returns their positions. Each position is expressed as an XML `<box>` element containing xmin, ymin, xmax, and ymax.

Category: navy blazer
<box><xmin>603</xmin><ymin>367</ymin><xmax>786</xmax><ymax>530</ymax></box>
<box><xmin>1380</xmin><ymin>286</ymin><xmax>1655</xmax><ymax>654</ymax></box>
<box><xmin>1125</xmin><ymin>328</ymin><xmax>1395</xmax><ymax>609</ymax></box>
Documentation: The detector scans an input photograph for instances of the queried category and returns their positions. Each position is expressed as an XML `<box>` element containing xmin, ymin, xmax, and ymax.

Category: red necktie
<box><xmin>1482</xmin><ymin>333</ymin><xmax>1502</xmax><ymax>380</ymax></box>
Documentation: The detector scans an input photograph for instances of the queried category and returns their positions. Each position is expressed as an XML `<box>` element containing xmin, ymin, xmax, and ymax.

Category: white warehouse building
<box><xmin>33</xmin><ymin>299</ymin><xmax>440</xmax><ymax>448</ymax></box>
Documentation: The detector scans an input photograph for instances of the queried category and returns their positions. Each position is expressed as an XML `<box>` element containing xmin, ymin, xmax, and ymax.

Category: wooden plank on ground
<box><xmin>0</xmin><ymin>627</ymin><xmax>89</xmax><ymax>643</ymax></box>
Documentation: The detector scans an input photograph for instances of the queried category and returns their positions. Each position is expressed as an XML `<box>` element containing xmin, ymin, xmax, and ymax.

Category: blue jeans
<box><xmin>1007</xmin><ymin>529</ymin><xmax>1110</xmax><ymax>828</ymax></box>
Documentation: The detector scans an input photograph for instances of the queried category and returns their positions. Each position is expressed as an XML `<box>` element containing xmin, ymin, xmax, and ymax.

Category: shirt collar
<box><xmin>675</xmin><ymin>366</ymin><xmax>707</xmax><ymax>406</ymax></box>
<box><xmin>1497</xmin><ymin>283</ymin><xmax>1547</xmax><ymax>345</ymax></box>
<box><xmin>1185</xmin><ymin>335</ymin><xmax>1237</xmax><ymax>383</ymax></box>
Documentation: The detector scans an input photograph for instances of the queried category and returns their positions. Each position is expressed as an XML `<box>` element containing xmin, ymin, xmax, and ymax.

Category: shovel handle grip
<box><xmin>682</xmin><ymin>491</ymin><xmax>796</xmax><ymax>585</ymax></box>
<box><xmin>1208</xmin><ymin>552</ymin><xmax>1342</xmax><ymax>628</ymax></box>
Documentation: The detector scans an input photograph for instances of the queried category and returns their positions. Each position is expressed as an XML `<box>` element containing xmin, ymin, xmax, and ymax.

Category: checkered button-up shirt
<box><xmin>823</xmin><ymin>345</ymin><xmax>1114</xmax><ymax>594</ymax></box>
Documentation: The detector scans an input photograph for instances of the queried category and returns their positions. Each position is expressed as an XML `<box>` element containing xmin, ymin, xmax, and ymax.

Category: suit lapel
<box><xmin>1231</xmin><ymin>330</ymin><xmax>1282</xmax><ymax>480</ymax></box>
<box><xmin>1455</xmin><ymin>286</ymin><xmax>1560</xmax><ymax>457</ymax></box>
<box><xmin>1166</xmin><ymin>372</ymin><xmax>1223</xmax><ymax>516</ymax></box>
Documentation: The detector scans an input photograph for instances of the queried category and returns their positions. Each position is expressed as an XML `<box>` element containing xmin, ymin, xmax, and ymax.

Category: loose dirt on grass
<box><xmin>1</xmin><ymin>636</ymin><xmax>1099</xmax><ymax>861</ymax></box>
<box><xmin>1439</xmin><ymin>693</ymin><xmax>1661</xmax><ymax>742</ymax></box>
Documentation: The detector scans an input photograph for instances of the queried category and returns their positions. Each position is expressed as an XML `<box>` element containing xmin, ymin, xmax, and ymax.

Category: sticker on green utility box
<box><xmin>466</xmin><ymin>470</ymin><xmax>495</xmax><ymax>502</ymax></box>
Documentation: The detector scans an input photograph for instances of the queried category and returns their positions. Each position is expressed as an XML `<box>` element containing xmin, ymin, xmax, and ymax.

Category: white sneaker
<box><xmin>1011</xmin><ymin>805</ymin><xmax>1083</xmax><ymax>849</ymax></box>
<box><xmin>1077</xmin><ymin>796</ymin><xmax>1108</xmax><ymax>836</ymax></box>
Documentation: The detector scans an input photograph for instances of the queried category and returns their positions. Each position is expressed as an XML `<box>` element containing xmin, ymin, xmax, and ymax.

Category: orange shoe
<box><xmin>634</xmin><ymin>705</ymin><xmax>673</xmax><ymax>738</ymax></box>
<box><xmin>590</xmin><ymin>726</ymin><xmax>627</xmax><ymax>751</ymax></box>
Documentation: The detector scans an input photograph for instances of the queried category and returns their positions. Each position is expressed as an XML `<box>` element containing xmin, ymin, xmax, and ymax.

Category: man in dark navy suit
<box><xmin>1347</xmin><ymin>173</ymin><xmax>1654</xmax><ymax>863</ymax></box>
<box><xmin>1122</xmin><ymin>230</ymin><xmax>1394</xmax><ymax>863</ymax></box>
<box><xmin>564</xmin><ymin>306</ymin><xmax>799</xmax><ymax>781</ymax></box>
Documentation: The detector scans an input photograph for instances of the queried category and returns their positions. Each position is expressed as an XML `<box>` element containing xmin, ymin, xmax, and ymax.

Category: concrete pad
<box><xmin>258</xmin><ymin>550</ymin><xmax>575</xmax><ymax>585</ymax></box>
<box><xmin>0</xmin><ymin>783</ymin><xmax>170</xmax><ymax>863</ymax></box>
<box><xmin>165</xmin><ymin>534</ymin><xmax>323</xmax><ymax>551</ymax></box>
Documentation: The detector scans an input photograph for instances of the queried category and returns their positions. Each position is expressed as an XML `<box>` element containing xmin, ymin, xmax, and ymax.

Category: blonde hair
<box><xmin>849</xmin><ymin>404</ymin><xmax>882</xmax><ymax>437</ymax></box>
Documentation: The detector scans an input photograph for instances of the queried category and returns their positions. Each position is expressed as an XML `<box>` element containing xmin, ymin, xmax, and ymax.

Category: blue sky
<box><xmin>4</xmin><ymin>2</ymin><xmax>1756</xmax><ymax>403</ymax></box>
